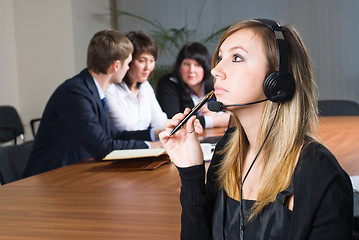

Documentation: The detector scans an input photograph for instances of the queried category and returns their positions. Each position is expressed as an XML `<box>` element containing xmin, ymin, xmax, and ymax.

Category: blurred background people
<box><xmin>106</xmin><ymin>31</ymin><xmax>167</xmax><ymax>141</ymax></box>
<box><xmin>156</xmin><ymin>42</ymin><xmax>230</xmax><ymax>129</ymax></box>
<box><xmin>23</xmin><ymin>30</ymin><xmax>160</xmax><ymax>178</ymax></box>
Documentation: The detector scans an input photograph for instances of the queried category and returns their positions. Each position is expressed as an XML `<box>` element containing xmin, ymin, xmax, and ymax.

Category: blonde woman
<box><xmin>159</xmin><ymin>19</ymin><xmax>353</xmax><ymax>239</ymax></box>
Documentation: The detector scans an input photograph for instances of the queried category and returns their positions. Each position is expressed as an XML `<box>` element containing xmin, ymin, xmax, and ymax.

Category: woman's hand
<box><xmin>159</xmin><ymin>108</ymin><xmax>204</xmax><ymax>168</ymax></box>
<box><xmin>154</xmin><ymin>128</ymin><xmax>165</xmax><ymax>141</ymax></box>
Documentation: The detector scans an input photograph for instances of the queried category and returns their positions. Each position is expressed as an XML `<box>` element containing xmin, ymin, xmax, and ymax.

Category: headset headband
<box><xmin>255</xmin><ymin>18</ymin><xmax>289</xmax><ymax>74</ymax></box>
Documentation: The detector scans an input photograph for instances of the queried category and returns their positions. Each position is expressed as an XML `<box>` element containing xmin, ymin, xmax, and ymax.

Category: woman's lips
<box><xmin>141</xmin><ymin>73</ymin><xmax>149</xmax><ymax>78</ymax></box>
<box><xmin>214</xmin><ymin>86</ymin><xmax>227</xmax><ymax>95</ymax></box>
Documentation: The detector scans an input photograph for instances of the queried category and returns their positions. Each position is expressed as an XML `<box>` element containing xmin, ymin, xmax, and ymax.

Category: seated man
<box><xmin>23</xmin><ymin>30</ymin><xmax>160</xmax><ymax>177</ymax></box>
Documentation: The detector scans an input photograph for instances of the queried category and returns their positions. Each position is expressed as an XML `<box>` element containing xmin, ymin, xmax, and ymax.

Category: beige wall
<box><xmin>14</xmin><ymin>0</ymin><xmax>76</xmax><ymax>140</ymax></box>
<box><xmin>0</xmin><ymin>0</ymin><xmax>111</xmax><ymax>141</ymax></box>
<box><xmin>0</xmin><ymin>0</ymin><xmax>20</xmax><ymax>109</ymax></box>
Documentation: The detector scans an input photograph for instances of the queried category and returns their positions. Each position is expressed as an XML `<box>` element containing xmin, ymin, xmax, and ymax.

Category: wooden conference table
<box><xmin>0</xmin><ymin>116</ymin><xmax>358</xmax><ymax>239</ymax></box>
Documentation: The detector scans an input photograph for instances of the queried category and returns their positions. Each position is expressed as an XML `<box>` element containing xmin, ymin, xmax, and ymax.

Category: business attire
<box><xmin>23</xmin><ymin>69</ymin><xmax>149</xmax><ymax>177</ymax></box>
<box><xmin>106</xmin><ymin>81</ymin><xmax>167</xmax><ymax>141</ymax></box>
<box><xmin>178</xmin><ymin>128</ymin><xmax>353</xmax><ymax>239</ymax></box>
<box><xmin>156</xmin><ymin>74</ymin><xmax>214</xmax><ymax>128</ymax></box>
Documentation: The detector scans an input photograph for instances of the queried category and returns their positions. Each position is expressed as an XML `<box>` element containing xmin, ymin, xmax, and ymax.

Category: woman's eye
<box><xmin>217</xmin><ymin>56</ymin><xmax>222</xmax><ymax>62</ymax></box>
<box><xmin>233</xmin><ymin>55</ymin><xmax>242</xmax><ymax>62</ymax></box>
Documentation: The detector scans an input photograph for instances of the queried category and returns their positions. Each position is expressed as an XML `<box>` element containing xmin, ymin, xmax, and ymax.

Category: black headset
<box><xmin>255</xmin><ymin>18</ymin><xmax>296</xmax><ymax>103</ymax></box>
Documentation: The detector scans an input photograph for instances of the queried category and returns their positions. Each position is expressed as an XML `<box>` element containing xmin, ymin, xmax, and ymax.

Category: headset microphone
<box><xmin>208</xmin><ymin>91</ymin><xmax>287</xmax><ymax>112</ymax></box>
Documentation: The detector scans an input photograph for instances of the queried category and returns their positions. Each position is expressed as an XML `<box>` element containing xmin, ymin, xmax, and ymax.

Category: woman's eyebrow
<box><xmin>228</xmin><ymin>46</ymin><xmax>248</xmax><ymax>53</ymax></box>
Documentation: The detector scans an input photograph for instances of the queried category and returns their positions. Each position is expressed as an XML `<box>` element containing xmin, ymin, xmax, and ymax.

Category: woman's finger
<box><xmin>185</xmin><ymin>116</ymin><xmax>197</xmax><ymax>135</ymax></box>
<box><xmin>183</xmin><ymin>107</ymin><xmax>191</xmax><ymax>115</ymax></box>
<box><xmin>194</xmin><ymin>119</ymin><xmax>204</xmax><ymax>134</ymax></box>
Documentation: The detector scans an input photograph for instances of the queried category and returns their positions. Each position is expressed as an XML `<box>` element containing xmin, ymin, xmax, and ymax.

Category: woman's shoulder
<box><xmin>156</xmin><ymin>74</ymin><xmax>181</xmax><ymax>97</ymax></box>
<box><xmin>140</xmin><ymin>81</ymin><xmax>154</xmax><ymax>92</ymax></box>
<box><xmin>157</xmin><ymin>74</ymin><xmax>179</xmax><ymax>86</ymax></box>
<box><xmin>294</xmin><ymin>141</ymin><xmax>352</xmax><ymax>192</ymax></box>
<box><xmin>106</xmin><ymin>82</ymin><xmax>127</xmax><ymax>95</ymax></box>
<box><xmin>298</xmin><ymin>142</ymin><xmax>345</xmax><ymax>175</ymax></box>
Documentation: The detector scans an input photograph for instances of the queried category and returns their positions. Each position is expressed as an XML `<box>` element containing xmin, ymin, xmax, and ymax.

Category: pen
<box><xmin>169</xmin><ymin>90</ymin><xmax>214</xmax><ymax>137</ymax></box>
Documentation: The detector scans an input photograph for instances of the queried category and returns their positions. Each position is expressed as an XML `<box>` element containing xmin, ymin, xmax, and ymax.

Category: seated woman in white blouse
<box><xmin>105</xmin><ymin>31</ymin><xmax>168</xmax><ymax>141</ymax></box>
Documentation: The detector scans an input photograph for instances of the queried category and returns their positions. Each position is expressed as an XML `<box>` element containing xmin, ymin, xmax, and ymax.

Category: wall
<box><xmin>0</xmin><ymin>0</ymin><xmax>111</xmax><ymax>141</ymax></box>
<box><xmin>0</xmin><ymin>0</ymin><xmax>20</xmax><ymax>109</ymax></box>
<box><xmin>71</xmin><ymin>0</ymin><xmax>113</xmax><ymax>72</ymax></box>
<box><xmin>1</xmin><ymin>0</ymin><xmax>358</xmax><ymax>142</ymax></box>
<box><xmin>115</xmin><ymin>0</ymin><xmax>359</xmax><ymax>103</ymax></box>
<box><xmin>13</xmin><ymin>0</ymin><xmax>76</xmax><ymax>141</ymax></box>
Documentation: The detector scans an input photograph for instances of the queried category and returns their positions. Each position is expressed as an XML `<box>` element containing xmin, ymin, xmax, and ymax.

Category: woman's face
<box><xmin>211</xmin><ymin>28</ymin><xmax>268</xmax><ymax>108</ymax></box>
<box><xmin>127</xmin><ymin>52</ymin><xmax>156</xmax><ymax>84</ymax></box>
<box><xmin>180</xmin><ymin>58</ymin><xmax>204</xmax><ymax>89</ymax></box>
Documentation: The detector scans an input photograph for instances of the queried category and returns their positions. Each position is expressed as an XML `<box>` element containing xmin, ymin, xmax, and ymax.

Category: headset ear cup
<box><xmin>263</xmin><ymin>71</ymin><xmax>295</xmax><ymax>102</ymax></box>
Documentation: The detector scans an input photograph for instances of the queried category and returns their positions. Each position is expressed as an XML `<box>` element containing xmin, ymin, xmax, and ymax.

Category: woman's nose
<box><xmin>211</xmin><ymin>64</ymin><xmax>225</xmax><ymax>81</ymax></box>
<box><xmin>189</xmin><ymin>64</ymin><xmax>195</xmax><ymax>72</ymax></box>
<box><xmin>144</xmin><ymin>61</ymin><xmax>149</xmax><ymax>70</ymax></box>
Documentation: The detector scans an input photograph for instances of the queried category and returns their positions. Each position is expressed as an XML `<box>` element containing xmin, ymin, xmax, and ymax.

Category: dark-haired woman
<box><xmin>156</xmin><ymin>42</ymin><xmax>230</xmax><ymax>129</ymax></box>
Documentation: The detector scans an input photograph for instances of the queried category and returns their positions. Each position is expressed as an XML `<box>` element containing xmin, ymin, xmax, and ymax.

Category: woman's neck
<box><xmin>190</xmin><ymin>83</ymin><xmax>203</xmax><ymax>98</ymax></box>
<box><xmin>125</xmin><ymin>78</ymin><xmax>139</xmax><ymax>95</ymax></box>
<box><xmin>234</xmin><ymin>102</ymin><xmax>265</xmax><ymax>148</ymax></box>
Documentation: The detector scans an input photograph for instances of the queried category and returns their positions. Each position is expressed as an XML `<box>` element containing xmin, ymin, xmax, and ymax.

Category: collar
<box><xmin>92</xmin><ymin>77</ymin><xmax>106</xmax><ymax>100</ymax></box>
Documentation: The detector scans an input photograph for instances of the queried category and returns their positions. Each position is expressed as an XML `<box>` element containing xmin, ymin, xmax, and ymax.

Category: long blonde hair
<box><xmin>212</xmin><ymin>20</ymin><xmax>318</xmax><ymax>218</ymax></box>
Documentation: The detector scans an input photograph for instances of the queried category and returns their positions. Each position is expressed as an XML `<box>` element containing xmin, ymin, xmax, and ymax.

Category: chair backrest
<box><xmin>0</xmin><ymin>141</ymin><xmax>33</xmax><ymax>184</ymax></box>
<box><xmin>0</xmin><ymin>169</ymin><xmax>4</xmax><ymax>185</ymax></box>
<box><xmin>30</xmin><ymin>118</ymin><xmax>41</xmax><ymax>138</ymax></box>
<box><xmin>318</xmin><ymin>100</ymin><xmax>359</xmax><ymax>116</ymax></box>
<box><xmin>0</xmin><ymin>106</ymin><xmax>24</xmax><ymax>144</ymax></box>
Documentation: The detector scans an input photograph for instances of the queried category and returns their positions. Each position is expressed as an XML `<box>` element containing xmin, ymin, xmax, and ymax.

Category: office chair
<box><xmin>0</xmin><ymin>168</ymin><xmax>4</xmax><ymax>185</ymax></box>
<box><xmin>0</xmin><ymin>106</ymin><xmax>25</xmax><ymax>145</ymax></box>
<box><xmin>318</xmin><ymin>100</ymin><xmax>359</xmax><ymax>116</ymax></box>
<box><xmin>30</xmin><ymin>118</ymin><xmax>41</xmax><ymax>138</ymax></box>
<box><xmin>0</xmin><ymin>141</ymin><xmax>33</xmax><ymax>184</ymax></box>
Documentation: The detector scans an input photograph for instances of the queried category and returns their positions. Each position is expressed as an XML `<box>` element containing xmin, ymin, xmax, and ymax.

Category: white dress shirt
<box><xmin>105</xmin><ymin>81</ymin><xmax>167</xmax><ymax>138</ymax></box>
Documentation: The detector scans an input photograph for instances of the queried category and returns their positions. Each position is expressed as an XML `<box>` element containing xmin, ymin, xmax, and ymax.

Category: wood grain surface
<box><xmin>0</xmin><ymin>116</ymin><xmax>357</xmax><ymax>239</ymax></box>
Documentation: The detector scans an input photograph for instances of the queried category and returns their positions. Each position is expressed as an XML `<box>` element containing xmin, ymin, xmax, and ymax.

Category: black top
<box><xmin>23</xmin><ymin>69</ymin><xmax>148</xmax><ymax>177</ymax></box>
<box><xmin>177</xmin><ymin>128</ymin><xmax>353</xmax><ymax>239</ymax></box>
<box><xmin>213</xmin><ymin>183</ymin><xmax>293</xmax><ymax>239</ymax></box>
<box><xmin>156</xmin><ymin>74</ymin><xmax>206</xmax><ymax>128</ymax></box>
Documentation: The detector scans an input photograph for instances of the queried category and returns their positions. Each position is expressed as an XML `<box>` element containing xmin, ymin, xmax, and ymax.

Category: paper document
<box><xmin>201</xmin><ymin>143</ymin><xmax>216</xmax><ymax>161</ymax></box>
<box><xmin>103</xmin><ymin>148</ymin><xmax>167</xmax><ymax>160</ymax></box>
<box><xmin>351</xmin><ymin>175</ymin><xmax>359</xmax><ymax>192</ymax></box>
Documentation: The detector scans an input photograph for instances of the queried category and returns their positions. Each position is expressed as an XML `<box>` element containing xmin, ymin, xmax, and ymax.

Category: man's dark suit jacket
<box><xmin>23</xmin><ymin>69</ymin><xmax>149</xmax><ymax>177</ymax></box>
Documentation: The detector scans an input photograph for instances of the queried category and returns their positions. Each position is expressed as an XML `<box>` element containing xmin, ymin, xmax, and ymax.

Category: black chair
<box><xmin>318</xmin><ymin>100</ymin><xmax>359</xmax><ymax>116</ymax></box>
<box><xmin>30</xmin><ymin>118</ymin><xmax>41</xmax><ymax>138</ymax></box>
<box><xmin>0</xmin><ymin>106</ymin><xmax>25</xmax><ymax>145</ymax></box>
<box><xmin>0</xmin><ymin>141</ymin><xmax>33</xmax><ymax>184</ymax></box>
<box><xmin>0</xmin><ymin>170</ymin><xmax>4</xmax><ymax>185</ymax></box>
<box><xmin>354</xmin><ymin>217</ymin><xmax>359</xmax><ymax>239</ymax></box>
